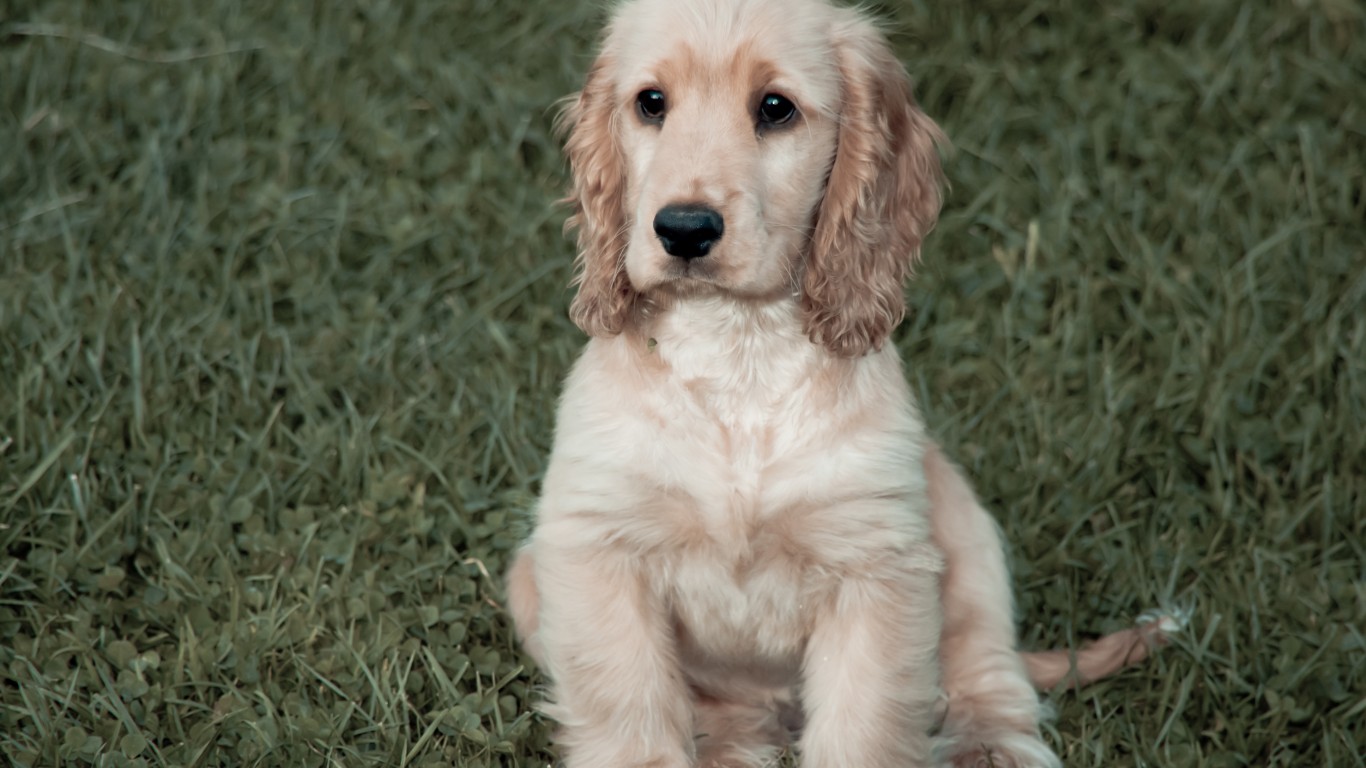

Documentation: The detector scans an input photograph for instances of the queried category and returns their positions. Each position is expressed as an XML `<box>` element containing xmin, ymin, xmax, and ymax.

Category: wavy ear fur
<box><xmin>560</xmin><ymin>57</ymin><xmax>635</xmax><ymax>337</ymax></box>
<box><xmin>801</xmin><ymin>22</ymin><xmax>946</xmax><ymax>357</ymax></box>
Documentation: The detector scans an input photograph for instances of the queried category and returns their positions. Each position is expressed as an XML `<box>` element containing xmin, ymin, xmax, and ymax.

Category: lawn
<box><xmin>1</xmin><ymin>0</ymin><xmax>1363</xmax><ymax>766</ymax></box>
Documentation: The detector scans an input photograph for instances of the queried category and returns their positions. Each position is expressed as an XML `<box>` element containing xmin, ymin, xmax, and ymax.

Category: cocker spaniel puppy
<box><xmin>505</xmin><ymin>0</ymin><xmax>1172</xmax><ymax>765</ymax></box>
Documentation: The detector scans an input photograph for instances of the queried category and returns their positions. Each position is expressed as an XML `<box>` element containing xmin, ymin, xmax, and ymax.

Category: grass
<box><xmin>1</xmin><ymin>0</ymin><xmax>1362</xmax><ymax>765</ymax></box>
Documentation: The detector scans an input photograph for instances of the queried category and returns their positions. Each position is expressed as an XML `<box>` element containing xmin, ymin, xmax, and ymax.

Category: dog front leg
<box><xmin>533</xmin><ymin>540</ymin><xmax>694</xmax><ymax>768</ymax></box>
<box><xmin>798</xmin><ymin>558</ymin><xmax>942</xmax><ymax>768</ymax></box>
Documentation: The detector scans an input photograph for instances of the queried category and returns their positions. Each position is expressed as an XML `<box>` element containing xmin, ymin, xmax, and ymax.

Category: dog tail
<box><xmin>1021</xmin><ymin>609</ymin><xmax>1188</xmax><ymax>690</ymax></box>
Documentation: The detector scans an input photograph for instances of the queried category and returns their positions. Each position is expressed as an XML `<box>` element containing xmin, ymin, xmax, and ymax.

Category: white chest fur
<box><xmin>537</xmin><ymin>298</ymin><xmax>931</xmax><ymax>678</ymax></box>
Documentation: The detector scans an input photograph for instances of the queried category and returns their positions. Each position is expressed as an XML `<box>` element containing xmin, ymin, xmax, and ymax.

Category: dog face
<box><xmin>563</xmin><ymin>0</ymin><xmax>946</xmax><ymax>356</ymax></box>
<box><xmin>610</xmin><ymin>2</ymin><xmax>842</xmax><ymax>301</ymax></box>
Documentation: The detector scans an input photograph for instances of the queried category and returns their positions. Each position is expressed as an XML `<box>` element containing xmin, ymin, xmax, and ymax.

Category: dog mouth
<box><xmin>644</xmin><ymin>257</ymin><xmax>796</xmax><ymax>304</ymax></box>
<box><xmin>662</xmin><ymin>256</ymin><xmax>719</xmax><ymax>281</ymax></box>
<box><xmin>647</xmin><ymin>260</ymin><xmax>726</xmax><ymax>298</ymax></box>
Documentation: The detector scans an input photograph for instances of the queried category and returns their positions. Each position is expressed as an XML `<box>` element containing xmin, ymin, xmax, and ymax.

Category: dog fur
<box><xmin>505</xmin><ymin>1</ymin><xmax>1169</xmax><ymax>765</ymax></box>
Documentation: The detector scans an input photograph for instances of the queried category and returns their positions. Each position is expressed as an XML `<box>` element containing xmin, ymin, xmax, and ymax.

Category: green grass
<box><xmin>1</xmin><ymin>0</ymin><xmax>1362</xmax><ymax>765</ymax></box>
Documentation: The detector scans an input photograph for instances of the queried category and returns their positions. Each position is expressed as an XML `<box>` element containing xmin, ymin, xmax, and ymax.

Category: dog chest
<box><xmin>664</xmin><ymin>510</ymin><xmax>823</xmax><ymax>677</ymax></box>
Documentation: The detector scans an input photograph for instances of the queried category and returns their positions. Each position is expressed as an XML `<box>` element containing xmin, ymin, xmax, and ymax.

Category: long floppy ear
<box><xmin>801</xmin><ymin>22</ymin><xmax>946</xmax><ymax>357</ymax></box>
<box><xmin>559</xmin><ymin>56</ymin><xmax>635</xmax><ymax>337</ymax></box>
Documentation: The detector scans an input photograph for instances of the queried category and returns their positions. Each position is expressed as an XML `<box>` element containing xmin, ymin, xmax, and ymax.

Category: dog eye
<box><xmin>757</xmin><ymin>93</ymin><xmax>797</xmax><ymax>126</ymax></box>
<box><xmin>636</xmin><ymin>89</ymin><xmax>667</xmax><ymax>123</ymax></box>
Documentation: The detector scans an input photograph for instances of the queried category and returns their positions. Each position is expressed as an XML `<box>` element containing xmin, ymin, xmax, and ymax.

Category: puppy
<box><xmin>506</xmin><ymin>1</ymin><xmax>1171</xmax><ymax>765</ymax></box>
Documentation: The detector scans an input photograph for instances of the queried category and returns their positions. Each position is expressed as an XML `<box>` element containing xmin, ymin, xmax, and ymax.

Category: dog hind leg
<box><xmin>504</xmin><ymin>546</ymin><xmax>545</xmax><ymax>665</ymax></box>
<box><xmin>925</xmin><ymin>444</ymin><xmax>1061</xmax><ymax>768</ymax></box>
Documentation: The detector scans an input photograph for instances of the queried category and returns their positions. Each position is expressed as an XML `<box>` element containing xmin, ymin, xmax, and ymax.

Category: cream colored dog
<box><xmin>505</xmin><ymin>0</ymin><xmax>1169</xmax><ymax>765</ymax></box>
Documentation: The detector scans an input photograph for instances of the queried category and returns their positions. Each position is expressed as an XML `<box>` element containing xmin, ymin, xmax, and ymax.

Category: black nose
<box><xmin>653</xmin><ymin>204</ymin><xmax>724</xmax><ymax>260</ymax></box>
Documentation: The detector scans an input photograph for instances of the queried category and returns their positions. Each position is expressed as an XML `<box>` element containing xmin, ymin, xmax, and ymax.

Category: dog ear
<box><xmin>559</xmin><ymin>56</ymin><xmax>636</xmax><ymax>338</ymax></box>
<box><xmin>801</xmin><ymin>22</ymin><xmax>946</xmax><ymax>357</ymax></box>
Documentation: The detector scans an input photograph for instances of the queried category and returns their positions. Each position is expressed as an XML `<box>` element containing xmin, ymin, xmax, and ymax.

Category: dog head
<box><xmin>562</xmin><ymin>0</ymin><xmax>945</xmax><ymax>357</ymax></box>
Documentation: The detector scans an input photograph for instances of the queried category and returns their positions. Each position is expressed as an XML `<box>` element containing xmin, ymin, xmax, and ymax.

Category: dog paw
<box><xmin>940</xmin><ymin>731</ymin><xmax>1061</xmax><ymax>768</ymax></box>
<box><xmin>696</xmin><ymin>743</ymin><xmax>785</xmax><ymax>768</ymax></box>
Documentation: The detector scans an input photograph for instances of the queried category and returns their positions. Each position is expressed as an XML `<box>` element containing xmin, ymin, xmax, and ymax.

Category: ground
<box><xmin>1</xmin><ymin>1</ymin><xmax>1363</xmax><ymax>766</ymax></box>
